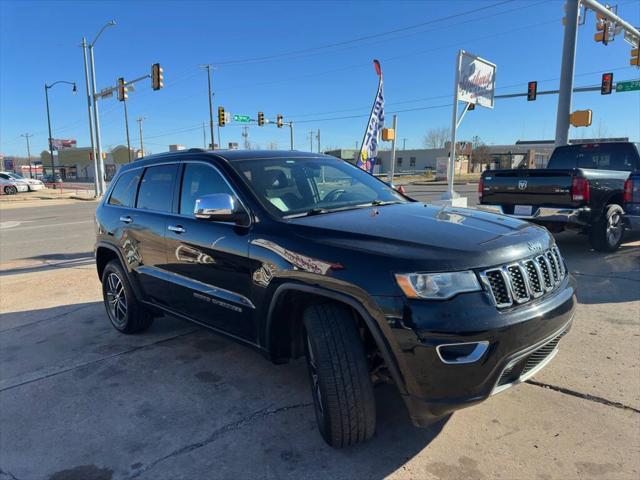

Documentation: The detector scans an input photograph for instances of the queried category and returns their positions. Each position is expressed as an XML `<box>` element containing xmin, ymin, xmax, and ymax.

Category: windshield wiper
<box><xmin>370</xmin><ymin>200</ymin><xmax>402</xmax><ymax>206</ymax></box>
<box><xmin>284</xmin><ymin>208</ymin><xmax>329</xmax><ymax>219</ymax></box>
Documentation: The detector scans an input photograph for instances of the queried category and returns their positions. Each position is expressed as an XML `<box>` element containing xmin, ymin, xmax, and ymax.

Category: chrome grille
<box><xmin>481</xmin><ymin>247</ymin><xmax>566</xmax><ymax>309</ymax></box>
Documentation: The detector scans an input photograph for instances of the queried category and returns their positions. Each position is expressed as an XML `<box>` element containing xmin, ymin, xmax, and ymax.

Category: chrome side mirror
<box><xmin>194</xmin><ymin>193</ymin><xmax>248</xmax><ymax>224</ymax></box>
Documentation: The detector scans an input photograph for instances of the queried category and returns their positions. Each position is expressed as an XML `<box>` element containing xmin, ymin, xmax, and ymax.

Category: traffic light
<box><xmin>151</xmin><ymin>63</ymin><xmax>164</xmax><ymax>90</ymax></box>
<box><xmin>631</xmin><ymin>48</ymin><xmax>640</xmax><ymax>67</ymax></box>
<box><xmin>257</xmin><ymin>111</ymin><xmax>264</xmax><ymax>126</ymax></box>
<box><xmin>594</xmin><ymin>12</ymin><xmax>610</xmax><ymax>45</ymax></box>
<box><xmin>218</xmin><ymin>106</ymin><xmax>226</xmax><ymax>126</ymax></box>
<box><xmin>277</xmin><ymin>114</ymin><xmax>283</xmax><ymax>128</ymax></box>
<box><xmin>117</xmin><ymin>77</ymin><xmax>127</xmax><ymax>102</ymax></box>
<box><xmin>601</xmin><ymin>72</ymin><xmax>613</xmax><ymax>95</ymax></box>
<box><xmin>527</xmin><ymin>81</ymin><xmax>537</xmax><ymax>101</ymax></box>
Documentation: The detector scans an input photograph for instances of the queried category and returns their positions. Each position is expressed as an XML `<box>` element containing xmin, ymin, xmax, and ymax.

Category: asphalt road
<box><xmin>1</xmin><ymin>185</ymin><xmax>639</xmax><ymax>479</ymax></box>
<box><xmin>0</xmin><ymin>201</ymin><xmax>97</xmax><ymax>263</ymax></box>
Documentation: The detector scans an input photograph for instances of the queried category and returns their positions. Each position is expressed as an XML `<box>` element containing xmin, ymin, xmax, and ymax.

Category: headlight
<box><xmin>395</xmin><ymin>271</ymin><xmax>481</xmax><ymax>300</ymax></box>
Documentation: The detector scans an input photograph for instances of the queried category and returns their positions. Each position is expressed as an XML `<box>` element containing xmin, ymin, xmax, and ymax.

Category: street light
<box><xmin>86</xmin><ymin>20</ymin><xmax>116</xmax><ymax>195</ymax></box>
<box><xmin>45</xmin><ymin>80</ymin><xmax>76</xmax><ymax>180</ymax></box>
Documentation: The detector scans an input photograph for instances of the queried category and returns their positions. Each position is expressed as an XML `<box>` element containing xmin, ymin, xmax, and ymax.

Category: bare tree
<box><xmin>423</xmin><ymin>127</ymin><xmax>450</xmax><ymax>149</ymax></box>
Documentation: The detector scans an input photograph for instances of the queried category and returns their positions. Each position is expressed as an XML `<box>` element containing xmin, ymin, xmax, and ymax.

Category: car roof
<box><xmin>121</xmin><ymin>149</ymin><xmax>331</xmax><ymax>170</ymax></box>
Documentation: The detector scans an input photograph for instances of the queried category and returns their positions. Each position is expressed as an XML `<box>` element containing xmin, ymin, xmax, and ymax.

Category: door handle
<box><xmin>119</xmin><ymin>216</ymin><xmax>133</xmax><ymax>224</ymax></box>
<box><xmin>168</xmin><ymin>225</ymin><xmax>186</xmax><ymax>234</ymax></box>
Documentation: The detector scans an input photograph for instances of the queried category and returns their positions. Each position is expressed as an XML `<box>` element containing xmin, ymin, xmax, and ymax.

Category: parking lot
<box><xmin>1</xmin><ymin>185</ymin><xmax>639</xmax><ymax>480</ymax></box>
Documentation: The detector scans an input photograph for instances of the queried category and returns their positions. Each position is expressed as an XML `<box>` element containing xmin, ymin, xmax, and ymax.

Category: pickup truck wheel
<box><xmin>101</xmin><ymin>260</ymin><xmax>154</xmax><ymax>333</ymax></box>
<box><xmin>589</xmin><ymin>204</ymin><xmax>625</xmax><ymax>252</ymax></box>
<box><xmin>303</xmin><ymin>303</ymin><xmax>376</xmax><ymax>448</ymax></box>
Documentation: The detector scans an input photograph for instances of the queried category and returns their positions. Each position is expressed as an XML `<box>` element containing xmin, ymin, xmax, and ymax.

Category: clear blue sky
<box><xmin>1</xmin><ymin>0</ymin><xmax>639</xmax><ymax>158</ymax></box>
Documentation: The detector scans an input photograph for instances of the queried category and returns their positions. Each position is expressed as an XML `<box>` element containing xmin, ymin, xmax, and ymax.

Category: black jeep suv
<box><xmin>95</xmin><ymin>150</ymin><xmax>576</xmax><ymax>447</ymax></box>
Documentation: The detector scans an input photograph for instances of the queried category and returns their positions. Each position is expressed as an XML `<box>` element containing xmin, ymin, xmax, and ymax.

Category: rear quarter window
<box><xmin>108</xmin><ymin>170</ymin><xmax>142</xmax><ymax>207</ymax></box>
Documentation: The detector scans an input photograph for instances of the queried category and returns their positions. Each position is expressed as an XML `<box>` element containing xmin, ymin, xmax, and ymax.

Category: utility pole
<box><xmin>387</xmin><ymin>115</ymin><xmax>398</xmax><ymax>183</ymax></box>
<box><xmin>81</xmin><ymin>37</ymin><xmax>99</xmax><ymax>196</ymax></box>
<box><xmin>201</xmin><ymin>65</ymin><xmax>215</xmax><ymax>149</ymax></box>
<box><xmin>137</xmin><ymin>117</ymin><xmax>145</xmax><ymax>157</ymax></box>
<box><xmin>202</xmin><ymin>122</ymin><xmax>207</xmax><ymax>148</ymax></box>
<box><xmin>21</xmin><ymin>133</ymin><xmax>33</xmax><ymax>178</ymax></box>
<box><xmin>402</xmin><ymin>138</ymin><xmax>407</xmax><ymax>150</ymax></box>
<box><xmin>289</xmin><ymin>122</ymin><xmax>295</xmax><ymax>151</ymax></box>
<box><xmin>242</xmin><ymin>126</ymin><xmax>249</xmax><ymax>150</ymax></box>
<box><xmin>123</xmin><ymin>98</ymin><xmax>132</xmax><ymax>162</ymax></box>
<box><xmin>309</xmin><ymin>130</ymin><xmax>314</xmax><ymax>152</ymax></box>
<box><xmin>316</xmin><ymin>129</ymin><xmax>321</xmax><ymax>153</ymax></box>
<box><xmin>555</xmin><ymin>0</ymin><xmax>580</xmax><ymax>146</ymax></box>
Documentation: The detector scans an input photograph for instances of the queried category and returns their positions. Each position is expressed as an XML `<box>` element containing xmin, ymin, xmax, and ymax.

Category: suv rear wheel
<box><xmin>589</xmin><ymin>204</ymin><xmax>625</xmax><ymax>252</ymax></box>
<box><xmin>303</xmin><ymin>302</ymin><xmax>376</xmax><ymax>448</ymax></box>
<box><xmin>101</xmin><ymin>260</ymin><xmax>154</xmax><ymax>333</ymax></box>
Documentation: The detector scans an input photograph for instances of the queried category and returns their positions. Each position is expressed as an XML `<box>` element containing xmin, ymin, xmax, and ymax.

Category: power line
<box><xmin>212</xmin><ymin>0</ymin><xmax>516</xmax><ymax>67</ymax></box>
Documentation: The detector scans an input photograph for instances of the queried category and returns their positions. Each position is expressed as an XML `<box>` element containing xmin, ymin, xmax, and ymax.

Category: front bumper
<box><xmin>478</xmin><ymin>204</ymin><xmax>590</xmax><ymax>227</ymax></box>
<box><xmin>379</xmin><ymin>274</ymin><xmax>576</xmax><ymax>426</ymax></box>
<box><xmin>28</xmin><ymin>183</ymin><xmax>45</xmax><ymax>191</ymax></box>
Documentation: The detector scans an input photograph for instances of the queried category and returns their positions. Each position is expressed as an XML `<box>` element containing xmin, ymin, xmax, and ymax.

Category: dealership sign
<box><xmin>50</xmin><ymin>138</ymin><xmax>77</xmax><ymax>150</ymax></box>
<box><xmin>457</xmin><ymin>51</ymin><xmax>496</xmax><ymax>109</ymax></box>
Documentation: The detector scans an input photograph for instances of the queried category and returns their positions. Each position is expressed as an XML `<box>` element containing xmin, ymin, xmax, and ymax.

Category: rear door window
<box><xmin>108</xmin><ymin>170</ymin><xmax>142</xmax><ymax>207</ymax></box>
<box><xmin>136</xmin><ymin>164</ymin><xmax>178</xmax><ymax>212</ymax></box>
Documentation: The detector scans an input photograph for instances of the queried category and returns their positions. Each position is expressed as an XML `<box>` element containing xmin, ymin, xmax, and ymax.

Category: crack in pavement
<box><xmin>0</xmin><ymin>303</ymin><xmax>97</xmax><ymax>335</ymax></box>
<box><xmin>0</xmin><ymin>329</ymin><xmax>200</xmax><ymax>393</ymax></box>
<box><xmin>128</xmin><ymin>402</ymin><xmax>313</xmax><ymax>479</ymax></box>
<box><xmin>572</xmin><ymin>272</ymin><xmax>640</xmax><ymax>283</ymax></box>
<box><xmin>526</xmin><ymin>379</ymin><xmax>640</xmax><ymax>414</ymax></box>
<box><xmin>0</xmin><ymin>468</ymin><xmax>21</xmax><ymax>480</ymax></box>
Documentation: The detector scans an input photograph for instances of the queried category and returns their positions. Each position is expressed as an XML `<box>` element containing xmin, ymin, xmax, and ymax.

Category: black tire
<box><xmin>101</xmin><ymin>260</ymin><xmax>154</xmax><ymax>333</ymax></box>
<box><xmin>4</xmin><ymin>185</ymin><xmax>17</xmax><ymax>195</ymax></box>
<box><xmin>303</xmin><ymin>303</ymin><xmax>376</xmax><ymax>448</ymax></box>
<box><xmin>589</xmin><ymin>204</ymin><xmax>625</xmax><ymax>252</ymax></box>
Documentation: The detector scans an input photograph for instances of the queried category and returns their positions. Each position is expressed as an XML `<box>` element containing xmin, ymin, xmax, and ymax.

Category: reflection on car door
<box><xmin>128</xmin><ymin>163</ymin><xmax>178</xmax><ymax>305</ymax></box>
<box><xmin>162</xmin><ymin>161</ymin><xmax>256</xmax><ymax>341</ymax></box>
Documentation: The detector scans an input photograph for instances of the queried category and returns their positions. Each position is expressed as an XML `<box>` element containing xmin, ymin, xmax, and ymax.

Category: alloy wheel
<box><xmin>307</xmin><ymin>336</ymin><xmax>324</xmax><ymax>418</ymax></box>
<box><xmin>106</xmin><ymin>272</ymin><xmax>127</xmax><ymax>327</ymax></box>
<box><xmin>606</xmin><ymin>211</ymin><xmax>623</xmax><ymax>247</ymax></box>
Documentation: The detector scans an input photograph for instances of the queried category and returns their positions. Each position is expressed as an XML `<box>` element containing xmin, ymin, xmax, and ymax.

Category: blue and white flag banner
<box><xmin>356</xmin><ymin>59</ymin><xmax>384</xmax><ymax>174</ymax></box>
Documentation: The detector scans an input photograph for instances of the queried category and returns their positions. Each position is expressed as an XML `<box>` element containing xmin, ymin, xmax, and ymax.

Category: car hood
<box><xmin>290</xmin><ymin>202</ymin><xmax>554</xmax><ymax>271</ymax></box>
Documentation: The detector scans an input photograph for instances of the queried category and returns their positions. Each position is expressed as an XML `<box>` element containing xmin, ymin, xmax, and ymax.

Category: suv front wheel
<box><xmin>101</xmin><ymin>260</ymin><xmax>154</xmax><ymax>333</ymax></box>
<box><xmin>303</xmin><ymin>303</ymin><xmax>376</xmax><ymax>448</ymax></box>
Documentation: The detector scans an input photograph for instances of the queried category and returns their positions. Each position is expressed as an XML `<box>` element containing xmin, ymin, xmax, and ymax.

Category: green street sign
<box><xmin>233</xmin><ymin>114</ymin><xmax>251</xmax><ymax>123</ymax></box>
<box><xmin>616</xmin><ymin>80</ymin><xmax>640</xmax><ymax>93</ymax></box>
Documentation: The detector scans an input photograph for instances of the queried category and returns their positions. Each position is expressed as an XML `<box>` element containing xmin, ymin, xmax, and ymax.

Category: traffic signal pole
<box><xmin>555</xmin><ymin>0</ymin><xmax>580</xmax><ymax>147</ymax></box>
<box><xmin>81</xmin><ymin>37</ymin><xmax>99</xmax><ymax>196</ymax></box>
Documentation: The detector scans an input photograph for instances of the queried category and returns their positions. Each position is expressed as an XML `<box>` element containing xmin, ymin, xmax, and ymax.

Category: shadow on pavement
<box><xmin>0</xmin><ymin>251</ymin><xmax>94</xmax><ymax>276</ymax></box>
<box><xmin>0</xmin><ymin>301</ymin><xmax>446</xmax><ymax>479</ymax></box>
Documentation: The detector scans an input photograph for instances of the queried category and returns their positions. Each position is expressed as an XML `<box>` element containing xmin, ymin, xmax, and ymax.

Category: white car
<box><xmin>0</xmin><ymin>172</ymin><xmax>45</xmax><ymax>191</ymax></box>
<box><xmin>0</xmin><ymin>176</ymin><xmax>29</xmax><ymax>194</ymax></box>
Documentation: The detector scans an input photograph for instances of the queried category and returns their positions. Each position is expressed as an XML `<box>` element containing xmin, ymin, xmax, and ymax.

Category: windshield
<box><xmin>8</xmin><ymin>173</ymin><xmax>24</xmax><ymax>179</ymax></box>
<box><xmin>231</xmin><ymin>156</ymin><xmax>408</xmax><ymax>218</ymax></box>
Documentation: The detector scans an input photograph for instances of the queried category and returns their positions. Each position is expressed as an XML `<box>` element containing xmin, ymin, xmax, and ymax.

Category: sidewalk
<box><xmin>0</xmin><ymin>189</ymin><xmax>97</xmax><ymax>209</ymax></box>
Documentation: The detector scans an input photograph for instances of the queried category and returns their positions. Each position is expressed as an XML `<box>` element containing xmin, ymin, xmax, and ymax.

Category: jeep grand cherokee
<box><xmin>95</xmin><ymin>150</ymin><xmax>576</xmax><ymax>448</ymax></box>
